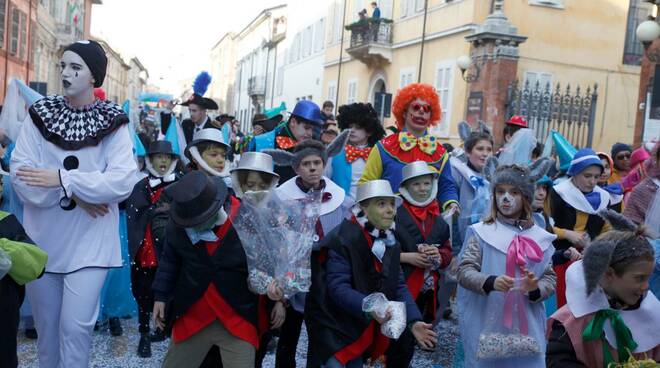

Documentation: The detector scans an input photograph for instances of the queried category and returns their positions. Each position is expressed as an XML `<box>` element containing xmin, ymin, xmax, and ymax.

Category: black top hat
<box><xmin>148</xmin><ymin>140</ymin><xmax>177</xmax><ymax>156</ymax></box>
<box><xmin>215</xmin><ymin>113</ymin><xmax>235</xmax><ymax>122</ymax></box>
<box><xmin>252</xmin><ymin>113</ymin><xmax>282</xmax><ymax>133</ymax></box>
<box><xmin>180</xmin><ymin>93</ymin><xmax>219</xmax><ymax>110</ymax></box>
<box><xmin>166</xmin><ymin>171</ymin><xmax>228</xmax><ymax>228</ymax></box>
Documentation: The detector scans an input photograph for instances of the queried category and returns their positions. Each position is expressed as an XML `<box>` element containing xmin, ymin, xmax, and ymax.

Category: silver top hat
<box><xmin>230</xmin><ymin>152</ymin><xmax>279</xmax><ymax>178</ymax></box>
<box><xmin>185</xmin><ymin>128</ymin><xmax>230</xmax><ymax>160</ymax></box>
<box><xmin>356</xmin><ymin>179</ymin><xmax>402</xmax><ymax>206</ymax></box>
<box><xmin>401</xmin><ymin>160</ymin><xmax>438</xmax><ymax>184</ymax></box>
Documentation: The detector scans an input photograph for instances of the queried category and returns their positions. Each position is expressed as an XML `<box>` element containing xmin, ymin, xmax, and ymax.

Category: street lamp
<box><xmin>636</xmin><ymin>2</ymin><xmax>660</xmax><ymax>62</ymax></box>
<box><xmin>456</xmin><ymin>55</ymin><xmax>480</xmax><ymax>83</ymax></box>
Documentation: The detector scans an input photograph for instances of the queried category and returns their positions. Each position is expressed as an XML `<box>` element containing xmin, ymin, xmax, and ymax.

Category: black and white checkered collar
<box><xmin>351</xmin><ymin>205</ymin><xmax>396</xmax><ymax>243</ymax></box>
<box><xmin>29</xmin><ymin>95</ymin><xmax>129</xmax><ymax>150</ymax></box>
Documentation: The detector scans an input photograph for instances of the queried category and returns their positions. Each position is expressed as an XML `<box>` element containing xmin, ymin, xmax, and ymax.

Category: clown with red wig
<box><xmin>359</xmin><ymin>83</ymin><xmax>459</xmax><ymax>212</ymax></box>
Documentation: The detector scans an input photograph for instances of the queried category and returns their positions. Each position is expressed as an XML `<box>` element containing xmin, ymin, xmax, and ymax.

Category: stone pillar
<box><xmin>464</xmin><ymin>1</ymin><xmax>526</xmax><ymax>147</ymax></box>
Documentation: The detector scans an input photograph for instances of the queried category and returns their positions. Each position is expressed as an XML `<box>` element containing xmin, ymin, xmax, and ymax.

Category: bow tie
<box><xmin>345</xmin><ymin>145</ymin><xmax>371</xmax><ymax>163</ymax></box>
<box><xmin>469</xmin><ymin>175</ymin><xmax>486</xmax><ymax>190</ymax></box>
<box><xmin>185</xmin><ymin>228</ymin><xmax>218</xmax><ymax>244</ymax></box>
<box><xmin>398</xmin><ymin>132</ymin><xmax>438</xmax><ymax>155</ymax></box>
<box><xmin>275</xmin><ymin>136</ymin><xmax>297</xmax><ymax>150</ymax></box>
<box><xmin>149</xmin><ymin>173</ymin><xmax>176</xmax><ymax>188</ymax></box>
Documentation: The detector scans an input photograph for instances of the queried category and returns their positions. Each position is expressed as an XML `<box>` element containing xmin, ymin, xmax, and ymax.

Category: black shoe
<box><xmin>109</xmin><ymin>317</ymin><xmax>123</xmax><ymax>337</ymax></box>
<box><xmin>150</xmin><ymin>328</ymin><xmax>168</xmax><ymax>343</ymax></box>
<box><xmin>137</xmin><ymin>333</ymin><xmax>152</xmax><ymax>358</ymax></box>
<box><xmin>25</xmin><ymin>328</ymin><xmax>38</xmax><ymax>339</ymax></box>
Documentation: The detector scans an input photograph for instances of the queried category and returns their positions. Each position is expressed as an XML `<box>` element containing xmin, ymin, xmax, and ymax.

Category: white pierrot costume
<box><xmin>457</xmin><ymin>220</ymin><xmax>556</xmax><ymax>368</ymax></box>
<box><xmin>10</xmin><ymin>95</ymin><xmax>138</xmax><ymax>368</ymax></box>
<box><xmin>11</xmin><ymin>98</ymin><xmax>138</xmax><ymax>273</ymax></box>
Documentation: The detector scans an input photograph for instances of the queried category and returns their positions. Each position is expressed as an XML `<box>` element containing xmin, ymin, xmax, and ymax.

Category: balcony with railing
<box><xmin>346</xmin><ymin>19</ymin><xmax>393</xmax><ymax>67</ymax></box>
<box><xmin>247</xmin><ymin>76</ymin><xmax>266</xmax><ymax>97</ymax></box>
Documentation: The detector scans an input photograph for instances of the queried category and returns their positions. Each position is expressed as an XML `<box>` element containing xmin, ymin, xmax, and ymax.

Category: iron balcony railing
<box><xmin>347</xmin><ymin>19</ymin><xmax>393</xmax><ymax>49</ymax></box>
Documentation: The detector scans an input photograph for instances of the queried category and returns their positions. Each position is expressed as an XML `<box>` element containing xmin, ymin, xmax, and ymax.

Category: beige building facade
<box><xmin>322</xmin><ymin>0</ymin><xmax>647</xmax><ymax>151</ymax></box>
<box><xmin>209</xmin><ymin>32</ymin><xmax>238</xmax><ymax>114</ymax></box>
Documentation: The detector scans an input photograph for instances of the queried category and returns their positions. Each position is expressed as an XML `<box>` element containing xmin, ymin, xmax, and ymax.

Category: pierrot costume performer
<box><xmin>10</xmin><ymin>40</ymin><xmax>139</xmax><ymax>367</ymax></box>
<box><xmin>395</xmin><ymin>161</ymin><xmax>452</xmax><ymax>323</ymax></box>
<box><xmin>359</xmin><ymin>83</ymin><xmax>459</xmax><ymax>212</ymax></box>
<box><xmin>551</xmin><ymin>149</ymin><xmax>612</xmax><ymax>308</ymax></box>
<box><xmin>325</xmin><ymin>102</ymin><xmax>385</xmax><ymax>199</ymax></box>
<box><xmin>152</xmin><ymin>171</ymin><xmax>260</xmax><ymax>368</ymax></box>
<box><xmin>456</xmin><ymin>157</ymin><xmax>557</xmax><ymax>368</ymax></box>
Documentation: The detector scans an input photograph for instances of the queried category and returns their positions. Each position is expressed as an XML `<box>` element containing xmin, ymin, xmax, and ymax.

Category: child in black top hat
<box><xmin>125</xmin><ymin>140</ymin><xmax>180</xmax><ymax>358</ymax></box>
<box><xmin>152</xmin><ymin>171</ymin><xmax>281</xmax><ymax>368</ymax></box>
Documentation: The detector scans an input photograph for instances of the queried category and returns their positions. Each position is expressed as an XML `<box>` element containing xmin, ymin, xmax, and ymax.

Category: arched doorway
<box><xmin>368</xmin><ymin>73</ymin><xmax>390</xmax><ymax>123</ymax></box>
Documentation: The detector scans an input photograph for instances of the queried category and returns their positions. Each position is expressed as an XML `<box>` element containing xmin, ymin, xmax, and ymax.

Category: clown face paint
<box><xmin>361</xmin><ymin>197</ymin><xmax>396</xmax><ymax>230</ymax></box>
<box><xmin>404</xmin><ymin>98</ymin><xmax>432</xmax><ymax>135</ymax></box>
<box><xmin>348</xmin><ymin>125</ymin><xmax>370</xmax><ymax>146</ymax></box>
<box><xmin>404</xmin><ymin>175</ymin><xmax>434</xmax><ymax>203</ymax></box>
<box><xmin>495</xmin><ymin>184</ymin><xmax>523</xmax><ymax>219</ymax></box>
<box><xmin>150</xmin><ymin>153</ymin><xmax>174</xmax><ymax>176</ymax></box>
<box><xmin>60</xmin><ymin>51</ymin><xmax>95</xmax><ymax>100</ymax></box>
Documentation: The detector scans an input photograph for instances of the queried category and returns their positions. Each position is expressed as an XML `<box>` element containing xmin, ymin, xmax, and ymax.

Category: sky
<box><xmin>91</xmin><ymin>0</ymin><xmax>284</xmax><ymax>94</ymax></box>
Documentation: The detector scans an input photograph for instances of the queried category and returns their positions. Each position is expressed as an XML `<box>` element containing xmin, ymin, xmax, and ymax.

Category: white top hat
<box><xmin>356</xmin><ymin>179</ymin><xmax>402</xmax><ymax>206</ymax></box>
<box><xmin>400</xmin><ymin>160</ymin><xmax>438</xmax><ymax>185</ymax></box>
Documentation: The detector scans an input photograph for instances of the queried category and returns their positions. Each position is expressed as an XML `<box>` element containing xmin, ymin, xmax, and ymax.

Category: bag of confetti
<box><xmin>361</xmin><ymin>292</ymin><xmax>407</xmax><ymax>339</ymax></box>
<box><xmin>233</xmin><ymin>189</ymin><xmax>321</xmax><ymax>298</ymax></box>
<box><xmin>0</xmin><ymin>248</ymin><xmax>11</xmax><ymax>280</ymax></box>
<box><xmin>476</xmin><ymin>287</ymin><xmax>541</xmax><ymax>360</ymax></box>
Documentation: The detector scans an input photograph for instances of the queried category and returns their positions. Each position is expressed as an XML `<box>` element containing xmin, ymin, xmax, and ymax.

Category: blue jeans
<box><xmin>322</xmin><ymin>356</ymin><xmax>363</xmax><ymax>368</ymax></box>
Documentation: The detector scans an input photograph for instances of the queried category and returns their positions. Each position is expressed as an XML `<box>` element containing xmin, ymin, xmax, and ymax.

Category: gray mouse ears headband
<box><xmin>458</xmin><ymin>120</ymin><xmax>491</xmax><ymax>143</ymax></box>
<box><xmin>264</xmin><ymin>129</ymin><xmax>350</xmax><ymax>168</ymax></box>
<box><xmin>582</xmin><ymin>209</ymin><xmax>653</xmax><ymax>295</ymax></box>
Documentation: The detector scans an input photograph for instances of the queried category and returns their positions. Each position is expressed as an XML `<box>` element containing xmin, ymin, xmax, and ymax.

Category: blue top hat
<box><xmin>567</xmin><ymin>148</ymin><xmax>604</xmax><ymax>177</ymax></box>
<box><xmin>290</xmin><ymin>100</ymin><xmax>324</xmax><ymax>126</ymax></box>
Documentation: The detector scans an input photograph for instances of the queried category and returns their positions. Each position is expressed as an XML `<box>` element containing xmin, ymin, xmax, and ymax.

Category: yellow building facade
<box><xmin>322</xmin><ymin>0</ymin><xmax>647</xmax><ymax>151</ymax></box>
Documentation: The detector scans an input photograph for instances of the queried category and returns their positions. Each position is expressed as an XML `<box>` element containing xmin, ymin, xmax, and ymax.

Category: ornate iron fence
<box><xmin>506</xmin><ymin>80</ymin><xmax>599</xmax><ymax>148</ymax></box>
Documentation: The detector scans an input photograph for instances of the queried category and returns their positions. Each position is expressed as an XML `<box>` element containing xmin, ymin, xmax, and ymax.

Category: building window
<box><xmin>327</xmin><ymin>81</ymin><xmax>336</xmax><ymax>103</ymax></box>
<box><xmin>330</xmin><ymin>0</ymin><xmax>344</xmax><ymax>44</ymax></box>
<box><xmin>0</xmin><ymin>0</ymin><xmax>5</xmax><ymax>49</ymax></box>
<box><xmin>314</xmin><ymin>18</ymin><xmax>325</xmax><ymax>53</ymax></box>
<box><xmin>399</xmin><ymin>67</ymin><xmax>415</xmax><ymax>88</ymax></box>
<box><xmin>302</xmin><ymin>25</ymin><xmax>312</xmax><ymax>57</ymax></box>
<box><xmin>415</xmin><ymin>0</ymin><xmax>425</xmax><ymax>12</ymax></box>
<box><xmin>347</xmin><ymin>79</ymin><xmax>357</xmax><ymax>103</ymax></box>
<box><xmin>433</xmin><ymin>61</ymin><xmax>453</xmax><ymax>138</ymax></box>
<box><xmin>9</xmin><ymin>6</ymin><xmax>18</xmax><ymax>55</ymax></box>
<box><xmin>19</xmin><ymin>11</ymin><xmax>26</xmax><ymax>60</ymax></box>
<box><xmin>523</xmin><ymin>70</ymin><xmax>553</xmax><ymax>89</ymax></box>
<box><xmin>623</xmin><ymin>0</ymin><xmax>652</xmax><ymax>66</ymax></box>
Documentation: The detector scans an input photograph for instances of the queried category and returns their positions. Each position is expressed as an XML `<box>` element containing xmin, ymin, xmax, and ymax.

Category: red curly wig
<box><xmin>392</xmin><ymin>83</ymin><xmax>441</xmax><ymax>130</ymax></box>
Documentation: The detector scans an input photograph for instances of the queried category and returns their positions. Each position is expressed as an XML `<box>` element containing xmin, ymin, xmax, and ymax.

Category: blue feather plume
<box><xmin>193</xmin><ymin>71</ymin><xmax>212</xmax><ymax>96</ymax></box>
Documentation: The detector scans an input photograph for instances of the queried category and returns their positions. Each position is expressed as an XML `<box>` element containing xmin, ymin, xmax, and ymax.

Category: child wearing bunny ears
<box><xmin>457</xmin><ymin>157</ymin><xmax>557</xmax><ymax>367</ymax></box>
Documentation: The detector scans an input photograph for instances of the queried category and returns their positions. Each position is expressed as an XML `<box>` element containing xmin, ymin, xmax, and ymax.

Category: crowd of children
<box><xmin>0</xmin><ymin>40</ymin><xmax>659</xmax><ymax>368</ymax></box>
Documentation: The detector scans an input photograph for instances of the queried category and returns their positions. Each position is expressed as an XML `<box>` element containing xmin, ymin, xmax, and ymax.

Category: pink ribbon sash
<box><xmin>502</xmin><ymin>235</ymin><xmax>544</xmax><ymax>334</ymax></box>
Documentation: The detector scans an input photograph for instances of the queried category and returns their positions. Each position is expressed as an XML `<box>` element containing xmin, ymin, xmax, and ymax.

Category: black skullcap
<box><xmin>64</xmin><ymin>40</ymin><xmax>107</xmax><ymax>88</ymax></box>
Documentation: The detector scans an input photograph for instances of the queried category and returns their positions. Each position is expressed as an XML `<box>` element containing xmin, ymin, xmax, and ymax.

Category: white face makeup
<box><xmin>60</xmin><ymin>51</ymin><xmax>94</xmax><ymax>99</ymax></box>
<box><xmin>495</xmin><ymin>184</ymin><xmax>523</xmax><ymax>218</ymax></box>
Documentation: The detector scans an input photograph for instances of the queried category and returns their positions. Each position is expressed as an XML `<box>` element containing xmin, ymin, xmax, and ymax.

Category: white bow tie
<box><xmin>149</xmin><ymin>173</ymin><xmax>176</xmax><ymax>188</ymax></box>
